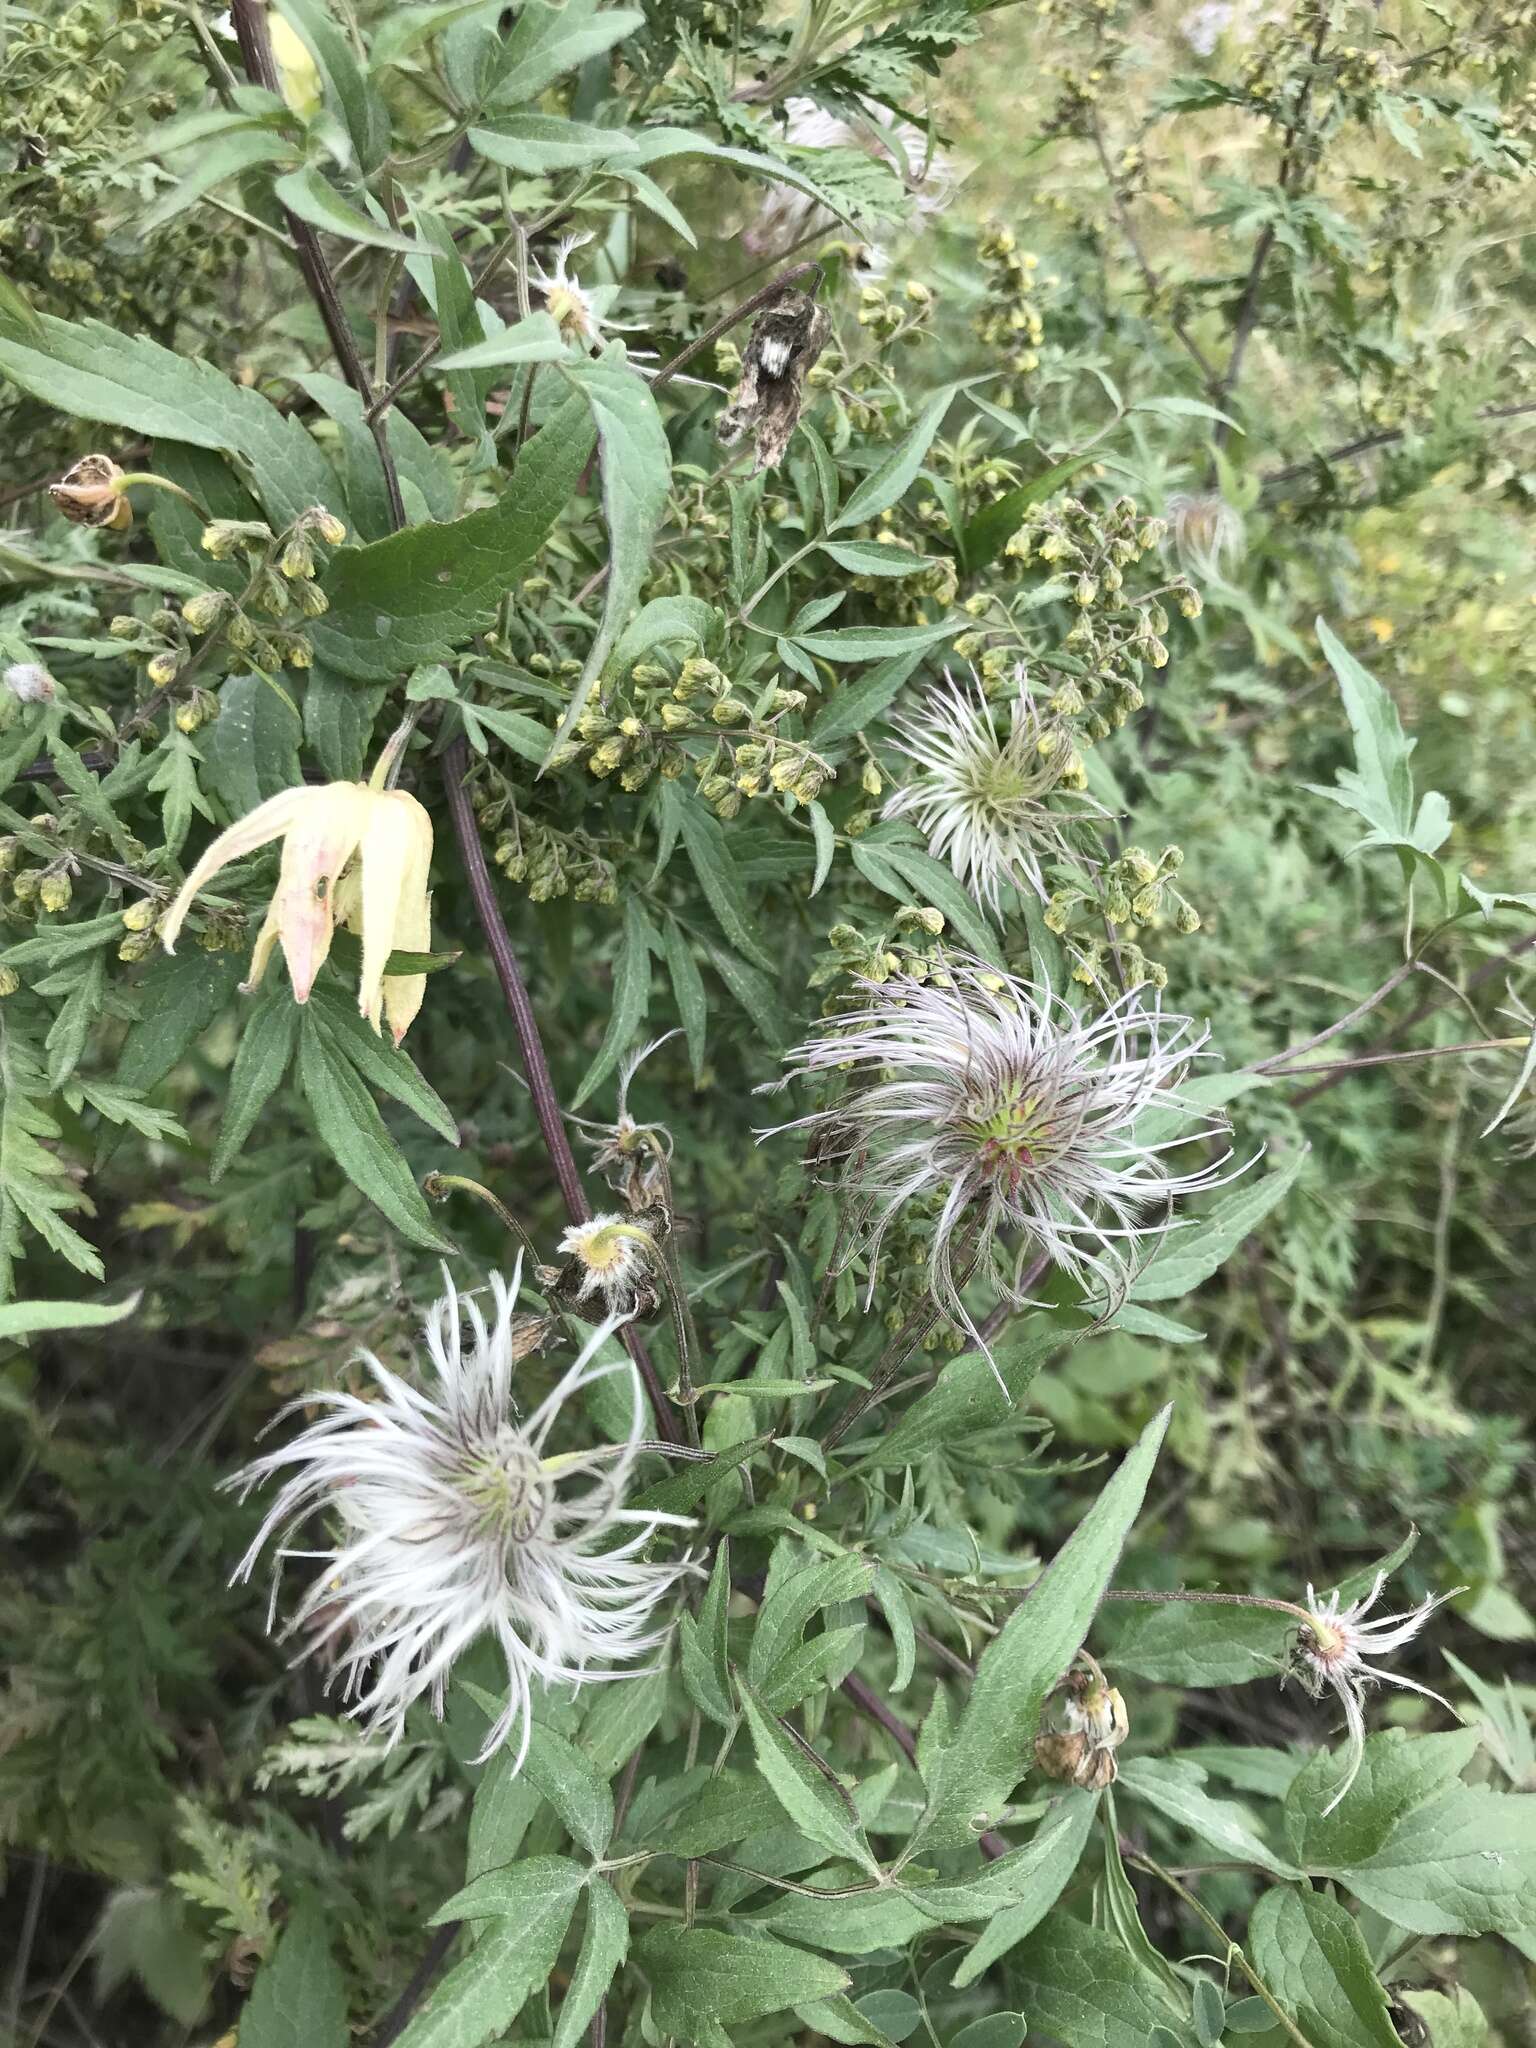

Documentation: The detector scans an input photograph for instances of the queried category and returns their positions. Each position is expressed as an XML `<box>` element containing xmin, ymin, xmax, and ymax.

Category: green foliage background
<box><xmin>1</xmin><ymin>0</ymin><xmax>1534</xmax><ymax>2043</ymax></box>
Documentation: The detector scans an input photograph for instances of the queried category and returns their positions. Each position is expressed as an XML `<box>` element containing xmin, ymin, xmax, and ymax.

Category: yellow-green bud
<box><xmin>146</xmin><ymin>651</ymin><xmax>180</xmax><ymax>688</ymax></box>
<box><xmin>39</xmin><ymin>870</ymin><xmax>72</xmax><ymax>913</ymax></box>
<box><xmin>711</xmin><ymin>697</ymin><xmax>750</xmax><ymax>725</ymax></box>
<box><xmin>659</xmin><ymin>701</ymin><xmax>691</xmax><ymax>730</ymax></box>
<box><xmin>109</xmin><ymin>615</ymin><xmax>141</xmax><ymax>639</ymax></box>
<box><xmin>861</xmin><ymin>761</ymin><xmax>883</xmax><ymax>798</ymax></box>
<box><xmin>1175</xmin><ymin>899</ymin><xmax>1200</xmax><ymax>934</ymax></box>
<box><xmin>0</xmin><ymin>963</ymin><xmax>17</xmax><ymax>997</ymax></box>
<box><xmin>118</xmin><ymin>928</ymin><xmax>157</xmax><ymax>962</ymax></box>
<box><xmin>181</xmin><ymin>591</ymin><xmax>226</xmax><ymax>634</ymax></box>
<box><xmin>279</xmin><ymin>534</ymin><xmax>315</xmax><ymax>579</ymax></box>
<box><xmin>292</xmin><ymin>579</ymin><xmax>329</xmax><ymax>618</ymax></box>
<box><xmin>588</xmin><ymin>739</ymin><xmax>626</xmax><ymax>776</ymax></box>
<box><xmin>121</xmin><ymin>896</ymin><xmax>158</xmax><ymax>932</ymax></box>
<box><xmin>311</xmin><ymin>508</ymin><xmax>347</xmax><ymax>546</ymax></box>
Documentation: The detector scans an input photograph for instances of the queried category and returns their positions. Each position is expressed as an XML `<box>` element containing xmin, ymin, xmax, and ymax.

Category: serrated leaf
<box><xmin>199</xmin><ymin>673</ymin><xmax>303</xmax><ymax>821</ymax></box>
<box><xmin>573</xmin><ymin>897</ymin><xmax>652</xmax><ymax>1108</ymax></box>
<box><xmin>310</xmin><ymin>389</ymin><xmax>594</xmax><ymax>680</ymax></box>
<box><xmin>552</xmin><ymin>1879</ymin><xmax>629</xmax><ymax>2048</ymax></box>
<box><xmin>847</xmin><ymin>1330</ymin><xmax>1054</xmax><ymax>1469</ymax></box>
<box><xmin>831</xmin><ymin>387</ymin><xmax>957</xmax><ymax>532</ymax></box>
<box><xmin>1117</xmin><ymin>1757</ymin><xmax>1301</xmax><ymax>1876</ymax></box>
<box><xmin>951</xmin><ymin>1791</ymin><xmax>1102</xmax><ymax>1984</ymax></box>
<box><xmin>1102</xmin><ymin>1598</ymin><xmax>1290</xmax><ymax>1688</ymax></box>
<box><xmin>274</xmin><ymin>168</ymin><xmax>427</xmax><ymax>253</ymax></box>
<box><xmin>1129</xmin><ymin>1150</ymin><xmax>1304</xmax><ymax>1302</ymax></box>
<box><xmin>402</xmin><ymin>1858</ymin><xmax>584</xmax><ymax>2048</ymax></box>
<box><xmin>298</xmin><ymin>1012</ymin><xmax>455</xmax><ymax>1252</ymax></box>
<box><xmin>678</xmin><ymin>1538</ymin><xmax>733</xmax><ymax>1726</ymax></box>
<box><xmin>435</xmin><ymin>309</ymin><xmax>570</xmax><ymax>372</ymax></box>
<box><xmin>211</xmin><ymin>989</ymin><xmax>299</xmax><ymax>1181</ymax></box>
<box><xmin>307</xmin><ymin>988</ymin><xmax>460</xmax><ymax>1144</ymax></box>
<box><xmin>740</xmin><ymin>1680</ymin><xmax>879</xmax><ymax>1874</ymax></box>
<box><xmin>914</xmin><ymin>1405</ymin><xmax>1169</xmax><ymax>1848</ymax></box>
<box><xmin>523</xmin><ymin>1722</ymin><xmax>615</xmax><ymax>1859</ymax></box>
<box><xmin>238</xmin><ymin>1900</ymin><xmax>347</xmax><ymax>2048</ymax></box>
<box><xmin>543</xmin><ymin>348</ymin><xmax>671</xmax><ymax>762</ymax></box>
<box><xmin>484</xmin><ymin>0</ymin><xmax>644</xmax><ymax>105</ymax></box>
<box><xmin>817</xmin><ymin>540</ymin><xmax>933</xmax><ymax>578</ymax></box>
<box><xmin>1247</xmin><ymin>1887</ymin><xmax>1400</xmax><ymax>2048</ymax></box>
<box><xmin>469</xmin><ymin>115</ymin><xmax>636</xmax><ymax>173</ymax></box>
<box><xmin>637</xmin><ymin>1924</ymin><xmax>849</xmax><ymax>2038</ymax></box>
<box><xmin>793</xmin><ymin>618</ymin><xmax>960</xmax><ymax>661</ymax></box>
<box><xmin>1005</xmin><ymin>1914</ymin><xmax>1196</xmax><ymax>2047</ymax></box>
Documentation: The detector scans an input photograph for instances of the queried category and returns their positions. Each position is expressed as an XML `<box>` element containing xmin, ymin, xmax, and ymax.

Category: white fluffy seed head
<box><xmin>228</xmin><ymin>1260</ymin><xmax>694</xmax><ymax>1769</ymax></box>
<box><xmin>883</xmin><ymin>670</ymin><xmax>1093</xmax><ymax>912</ymax></box>
<box><xmin>763</xmin><ymin>959</ymin><xmax>1237</xmax><ymax>1358</ymax></box>
<box><xmin>1296</xmin><ymin>1572</ymin><xmax>1461</xmax><ymax>1812</ymax></box>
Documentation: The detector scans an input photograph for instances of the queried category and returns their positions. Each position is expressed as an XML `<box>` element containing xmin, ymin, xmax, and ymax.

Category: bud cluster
<box><xmin>855</xmin><ymin>276</ymin><xmax>938</xmax><ymax>348</ymax></box>
<box><xmin>1045</xmin><ymin>842</ymin><xmax>1200</xmax><ymax>992</ymax></box>
<box><xmin>546</xmin><ymin>656</ymin><xmax>833</xmax><ymax>818</ymax></box>
<box><xmin>974</xmin><ymin>223</ymin><xmax>1048</xmax><ymax>395</ymax></box>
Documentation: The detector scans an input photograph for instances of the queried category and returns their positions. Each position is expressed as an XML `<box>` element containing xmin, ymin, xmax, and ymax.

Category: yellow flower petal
<box><xmin>271</xmin><ymin>784</ymin><xmax>370</xmax><ymax>1003</ymax></box>
<box><xmin>160</xmin><ymin>785</ymin><xmax>315</xmax><ymax>955</ymax></box>
<box><xmin>356</xmin><ymin>790</ymin><xmax>433</xmax><ymax>1035</ymax></box>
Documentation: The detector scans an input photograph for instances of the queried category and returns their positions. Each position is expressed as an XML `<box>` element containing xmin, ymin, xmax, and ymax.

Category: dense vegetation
<box><xmin>2</xmin><ymin>2</ymin><xmax>1533</xmax><ymax>2044</ymax></box>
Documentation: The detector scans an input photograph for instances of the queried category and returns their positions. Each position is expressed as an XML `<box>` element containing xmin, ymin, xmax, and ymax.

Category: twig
<box><xmin>1261</xmin><ymin>399</ymin><xmax>1536</xmax><ymax>490</ymax></box>
<box><xmin>440</xmin><ymin>736</ymin><xmax>680</xmax><ymax>1443</ymax></box>
<box><xmin>1088</xmin><ymin>117</ymin><xmax>1218</xmax><ymax>392</ymax></box>
<box><xmin>372</xmin><ymin>1924</ymin><xmax>458</xmax><ymax>2048</ymax></box>
<box><xmin>1270</xmin><ymin>1034</ymin><xmax>1524</xmax><ymax>1081</ymax></box>
<box><xmin>228</xmin><ymin>0</ymin><xmax>406</xmax><ymax>530</ymax></box>
<box><xmin>1249</xmin><ymin>955</ymin><xmax>1422</xmax><ymax>1072</ymax></box>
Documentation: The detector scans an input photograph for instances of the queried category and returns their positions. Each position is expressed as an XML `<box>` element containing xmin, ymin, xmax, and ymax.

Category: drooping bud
<box><xmin>50</xmin><ymin>454</ymin><xmax>132</xmax><ymax>530</ymax></box>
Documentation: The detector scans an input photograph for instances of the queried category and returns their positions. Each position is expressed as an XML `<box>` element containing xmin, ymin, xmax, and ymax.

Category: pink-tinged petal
<box><xmin>160</xmin><ymin>786</ymin><xmax>314</xmax><ymax>954</ymax></box>
<box><xmin>272</xmin><ymin>784</ymin><xmax>370</xmax><ymax>1003</ymax></box>
<box><xmin>241</xmin><ymin>901</ymin><xmax>284</xmax><ymax>994</ymax></box>
<box><xmin>357</xmin><ymin>790</ymin><xmax>432</xmax><ymax>1036</ymax></box>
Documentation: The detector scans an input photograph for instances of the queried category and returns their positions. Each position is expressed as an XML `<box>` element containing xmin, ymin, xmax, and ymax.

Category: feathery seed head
<box><xmin>229</xmin><ymin>1262</ymin><xmax>695</xmax><ymax>1769</ymax></box>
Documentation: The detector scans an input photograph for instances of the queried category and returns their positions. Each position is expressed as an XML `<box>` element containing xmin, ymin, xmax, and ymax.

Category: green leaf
<box><xmin>199</xmin><ymin>673</ymin><xmax>302</xmax><ymax>821</ymax></box>
<box><xmin>435</xmin><ymin>309</ymin><xmax>570</xmax><ymax>372</ymax></box>
<box><xmin>0</xmin><ymin>1290</ymin><xmax>140</xmax><ymax>1341</ymax></box>
<box><xmin>675</xmin><ymin>792</ymin><xmax>773</xmax><ymax>972</ymax></box>
<box><xmin>817</xmin><ymin>540</ymin><xmax>933</xmax><ymax>578</ymax></box>
<box><xmin>749</xmin><ymin>1554</ymin><xmax>875</xmax><ymax>1697</ymax></box>
<box><xmin>960</xmin><ymin>451</ymin><xmax>1095</xmax><ymax>571</ymax></box>
<box><xmin>484</xmin><ymin>0</ymin><xmax>644</xmax><ymax>105</ymax></box>
<box><xmin>401</xmin><ymin>1858</ymin><xmax>584</xmax><ymax>2048</ymax></box>
<box><xmin>809</xmin><ymin>647</ymin><xmax>926</xmax><ymax>746</ymax></box>
<box><xmin>117</xmin><ymin>949</ymin><xmax>245</xmax><ymax>1097</ymax></box>
<box><xmin>1129</xmin><ymin>1150</ymin><xmax>1304</xmax><ymax>1302</ymax></box>
<box><xmin>1247</xmin><ymin>1887</ymin><xmax>1400</xmax><ymax>2048</ymax></box>
<box><xmin>846</xmin><ymin>1330</ymin><xmax>1054</xmax><ymax>1469</ymax></box>
<box><xmin>913</xmin><ymin>1405</ymin><xmax>1169</xmax><ymax>1848</ymax></box>
<box><xmin>1131</xmin><ymin>393</ymin><xmax>1244</xmax><ymax>431</ymax></box>
<box><xmin>544</xmin><ymin>349</ymin><xmax>672</xmax><ymax>762</ymax></box>
<box><xmin>661</xmin><ymin>915</ymin><xmax>707</xmax><ymax>1086</ymax></box>
<box><xmin>522</xmin><ymin>1723</ymin><xmax>615</xmax><ymax>1859</ymax></box>
<box><xmin>140</xmin><ymin>128</ymin><xmax>300</xmax><ymax>234</ymax></box>
<box><xmin>626</xmin><ymin>127</ymin><xmax>867</xmax><ymax>229</ymax></box>
<box><xmin>739</xmin><ymin>1681</ymin><xmax>880</xmax><ymax>1875</ymax></box>
<box><xmin>1285</xmin><ymin>1730</ymin><xmax>1536</xmax><ymax>1937</ymax></box>
<box><xmin>1304</xmin><ymin>619</ymin><xmax>1448</xmax><ymax>857</ymax></box>
<box><xmin>573</xmin><ymin>897</ymin><xmax>652</xmax><ymax>1108</ymax></box>
<box><xmin>1005</xmin><ymin>1915</ymin><xmax>1195</xmax><ymax>2048</ymax></box>
<box><xmin>677</xmin><ymin>1538</ymin><xmax>734</xmax><ymax>1726</ymax></box>
<box><xmin>211</xmin><ymin>989</ymin><xmax>299</xmax><ymax>1181</ymax></box>
<box><xmin>1102</xmin><ymin>1599</ymin><xmax>1289</xmax><ymax>1688</ymax></box>
<box><xmin>298</xmin><ymin>1012</ymin><xmax>455</xmax><ymax>1252</ymax></box>
<box><xmin>238</xmin><ymin>1900</ymin><xmax>347</xmax><ymax>2048</ymax></box>
<box><xmin>792</xmin><ymin>618</ymin><xmax>961</xmax><ymax>662</ymax></box>
<box><xmin>0</xmin><ymin>310</ymin><xmax>338</xmax><ymax>528</ymax></box>
<box><xmin>862</xmin><ymin>840</ymin><xmax>1003</xmax><ymax>964</ymax></box>
<box><xmin>274</xmin><ymin>168</ymin><xmax>427</xmax><ymax>253</ymax></box>
<box><xmin>307</xmin><ymin>988</ymin><xmax>460</xmax><ymax>1144</ymax></box>
<box><xmin>1117</xmin><ymin>1757</ymin><xmax>1302</xmax><ymax>1877</ymax></box>
<box><xmin>831</xmin><ymin>387</ymin><xmax>958</xmax><ymax>532</ymax></box>
<box><xmin>469</xmin><ymin>115</ymin><xmax>636</xmax><ymax>173</ymax></box>
<box><xmin>276</xmin><ymin>0</ymin><xmax>390</xmax><ymax>172</ymax></box>
<box><xmin>951</xmin><ymin>1791</ymin><xmax>1102</xmax><ymax>1984</ymax></box>
<box><xmin>311</xmin><ymin>388</ymin><xmax>594</xmax><ymax>681</ymax></box>
<box><xmin>637</xmin><ymin>1925</ymin><xmax>849</xmax><ymax>2042</ymax></box>
<box><xmin>305</xmin><ymin>665</ymin><xmax>385</xmax><ymax>781</ymax></box>
<box><xmin>465</xmin><ymin>1750</ymin><xmax>541</xmax><ymax>1880</ymax></box>
<box><xmin>551</xmin><ymin>1879</ymin><xmax>629</xmax><ymax>2048</ymax></box>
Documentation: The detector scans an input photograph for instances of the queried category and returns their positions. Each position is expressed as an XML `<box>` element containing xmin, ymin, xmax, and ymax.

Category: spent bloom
<box><xmin>230</xmin><ymin>1263</ymin><xmax>694</xmax><ymax>1768</ymax></box>
<box><xmin>1165</xmin><ymin>490</ymin><xmax>1246</xmax><ymax>581</ymax></box>
<box><xmin>534</xmin><ymin>234</ymin><xmax>603</xmax><ymax>344</ymax></box>
<box><xmin>557</xmin><ymin>1214</ymin><xmax>658</xmax><ymax>1316</ymax></box>
<box><xmin>4</xmin><ymin>662</ymin><xmax>55</xmax><ymax>703</ymax></box>
<box><xmin>1296</xmin><ymin>1573</ymin><xmax>1460</xmax><ymax>1812</ymax></box>
<box><xmin>883</xmin><ymin>670</ymin><xmax>1093</xmax><ymax>911</ymax></box>
<box><xmin>743</xmin><ymin>96</ymin><xmax>955</xmax><ymax>272</ymax></box>
<box><xmin>766</xmin><ymin>959</ymin><xmax>1233</xmax><ymax>1360</ymax></box>
<box><xmin>49</xmin><ymin>453</ymin><xmax>132</xmax><ymax>531</ymax></box>
<box><xmin>161</xmin><ymin>756</ymin><xmax>432</xmax><ymax>1043</ymax></box>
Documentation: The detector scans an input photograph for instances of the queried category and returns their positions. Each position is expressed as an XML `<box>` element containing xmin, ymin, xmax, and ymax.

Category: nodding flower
<box><xmin>533</xmin><ymin>234</ymin><xmax>603</xmax><ymax>345</ymax></box>
<box><xmin>160</xmin><ymin>755</ymin><xmax>433</xmax><ymax>1043</ymax></box>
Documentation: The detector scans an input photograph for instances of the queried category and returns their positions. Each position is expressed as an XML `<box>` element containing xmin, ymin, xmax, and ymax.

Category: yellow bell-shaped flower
<box><xmin>161</xmin><ymin>772</ymin><xmax>433</xmax><ymax>1044</ymax></box>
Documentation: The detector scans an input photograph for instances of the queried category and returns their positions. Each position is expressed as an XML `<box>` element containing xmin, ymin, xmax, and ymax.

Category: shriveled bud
<box><xmin>50</xmin><ymin>454</ymin><xmax>131</xmax><ymax>530</ymax></box>
<box><xmin>174</xmin><ymin>687</ymin><xmax>217</xmax><ymax>734</ymax></box>
<box><xmin>658</xmin><ymin>701</ymin><xmax>691</xmax><ymax>731</ymax></box>
<box><xmin>118</xmin><ymin>928</ymin><xmax>158</xmax><ymax>962</ymax></box>
<box><xmin>4</xmin><ymin>661</ymin><xmax>55</xmax><ymax>702</ymax></box>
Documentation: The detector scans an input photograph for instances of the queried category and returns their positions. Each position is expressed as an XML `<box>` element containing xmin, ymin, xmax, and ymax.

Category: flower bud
<box><xmin>310</xmin><ymin>507</ymin><xmax>347</xmax><ymax>547</ymax></box>
<box><xmin>146</xmin><ymin>651</ymin><xmax>180</xmax><ymax>689</ymax></box>
<box><xmin>121</xmin><ymin>896</ymin><xmax>158</xmax><ymax>932</ymax></box>
<box><xmin>181</xmin><ymin>591</ymin><xmax>227</xmax><ymax>634</ymax></box>
<box><xmin>39</xmin><ymin>870</ymin><xmax>72</xmax><ymax>913</ymax></box>
<box><xmin>0</xmin><ymin>964</ymin><xmax>18</xmax><ymax>997</ymax></box>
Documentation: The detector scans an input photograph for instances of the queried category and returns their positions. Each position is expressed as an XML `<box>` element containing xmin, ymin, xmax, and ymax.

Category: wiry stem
<box><xmin>440</xmin><ymin>737</ymin><xmax>680</xmax><ymax>1444</ymax></box>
